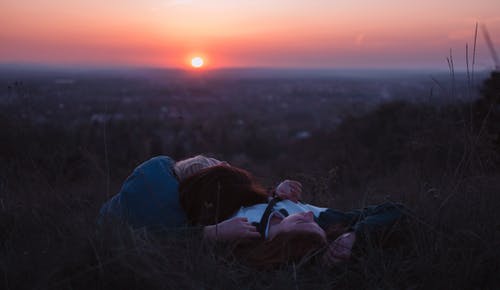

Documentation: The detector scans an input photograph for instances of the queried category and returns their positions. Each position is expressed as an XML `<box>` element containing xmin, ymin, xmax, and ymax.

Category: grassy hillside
<box><xmin>1</xmin><ymin>73</ymin><xmax>499</xmax><ymax>289</ymax></box>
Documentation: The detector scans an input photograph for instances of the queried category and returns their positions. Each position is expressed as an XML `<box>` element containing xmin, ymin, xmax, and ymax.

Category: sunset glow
<box><xmin>1</xmin><ymin>0</ymin><xmax>500</xmax><ymax>69</ymax></box>
<box><xmin>191</xmin><ymin>57</ymin><xmax>204</xmax><ymax>68</ymax></box>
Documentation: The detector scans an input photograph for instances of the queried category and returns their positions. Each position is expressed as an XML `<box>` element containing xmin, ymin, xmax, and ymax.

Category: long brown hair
<box><xmin>233</xmin><ymin>231</ymin><xmax>327</xmax><ymax>269</ymax></box>
<box><xmin>179</xmin><ymin>165</ymin><xmax>268</xmax><ymax>225</ymax></box>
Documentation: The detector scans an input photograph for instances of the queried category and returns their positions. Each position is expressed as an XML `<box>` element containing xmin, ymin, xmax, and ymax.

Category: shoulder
<box><xmin>134</xmin><ymin>155</ymin><xmax>177</xmax><ymax>184</ymax></box>
<box><xmin>135</xmin><ymin>155</ymin><xmax>176</xmax><ymax>174</ymax></box>
<box><xmin>99</xmin><ymin>155</ymin><xmax>186</xmax><ymax>228</ymax></box>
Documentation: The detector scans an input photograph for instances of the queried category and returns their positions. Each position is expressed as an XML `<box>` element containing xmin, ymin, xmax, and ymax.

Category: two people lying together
<box><xmin>99</xmin><ymin>155</ymin><xmax>407</xmax><ymax>267</ymax></box>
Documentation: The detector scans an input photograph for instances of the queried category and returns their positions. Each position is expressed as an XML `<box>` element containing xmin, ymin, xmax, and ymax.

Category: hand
<box><xmin>203</xmin><ymin>217</ymin><xmax>261</xmax><ymax>241</ymax></box>
<box><xmin>323</xmin><ymin>232</ymin><xmax>356</xmax><ymax>266</ymax></box>
<box><xmin>275</xmin><ymin>180</ymin><xmax>302</xmax><ymax>202</ymax></box>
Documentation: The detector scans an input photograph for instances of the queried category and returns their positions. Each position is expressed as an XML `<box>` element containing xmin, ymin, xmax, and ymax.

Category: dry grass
<box><xmin>1</xmin><ymin>85</ymin><xmax>500</xmax><ymax>289</ymax></box>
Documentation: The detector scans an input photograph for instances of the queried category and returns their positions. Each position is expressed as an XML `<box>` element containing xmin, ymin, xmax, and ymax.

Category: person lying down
<box><xmin>98</xmin><ymin>154</ymin><xmax>302</xmax><ymax>240</ymax></box>
<box><xmin>180</xmin><ymin>165</ymin><xmax>408</xmax><ymax>268</ymax></box>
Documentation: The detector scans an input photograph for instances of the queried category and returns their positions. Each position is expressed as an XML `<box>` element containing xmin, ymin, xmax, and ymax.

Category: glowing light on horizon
<box><xmin>191</xmin><ymin>57</ymin><xmax>204</xmax><ymax>68</ymax></box>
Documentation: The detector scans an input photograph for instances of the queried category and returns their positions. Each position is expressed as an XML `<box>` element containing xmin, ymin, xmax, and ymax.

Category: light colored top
<box><xmin>232</xmin><ymin>200</ymin><xmax>328</xmax><ymax>238</ymax></box>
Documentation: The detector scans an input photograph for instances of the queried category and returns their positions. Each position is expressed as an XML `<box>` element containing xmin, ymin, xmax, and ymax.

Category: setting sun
<box><xmin>191</xmin><ymin>57</ymin><xmax>204</xmax><ymax>68</ymax></box>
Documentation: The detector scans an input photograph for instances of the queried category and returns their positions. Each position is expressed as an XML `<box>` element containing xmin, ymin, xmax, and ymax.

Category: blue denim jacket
<box><xmin>98</xmin><ymin>156</ymin><xmax>186</xmax><ymax>229</ymax></box>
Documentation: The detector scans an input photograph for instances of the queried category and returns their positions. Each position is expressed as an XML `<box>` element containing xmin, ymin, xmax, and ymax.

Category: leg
<box><xmin>349</xmin><ymin>202</ymin><xmax>408</xmax><ymax>247</ymax></box>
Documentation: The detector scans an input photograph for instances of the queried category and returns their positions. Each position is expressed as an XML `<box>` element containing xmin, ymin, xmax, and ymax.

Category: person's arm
<box><xmin>322</xmin><ymin>232</ymin><xmax>356</xmax><ymax>266</ymax></box>
<box><xmin>273</xmin><ymin>180</ymin><xmax>303</xmax><ymax>203</ymax></box>
<box><xmin>350</xmin><ymin>202</ymin><xmax>406</xmax><ymax>234</ymax></box>
<box><xmin>203</xmin><ymin>217</ymin><xmax>261</xmax><ymax>241</ymax></box>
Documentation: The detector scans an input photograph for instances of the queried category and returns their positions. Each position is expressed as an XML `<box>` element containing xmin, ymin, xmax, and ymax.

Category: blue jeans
<box><xmin>315</xmin><ymin>202</ymin><xmax>407</xmax><ymax>237</ymax></box>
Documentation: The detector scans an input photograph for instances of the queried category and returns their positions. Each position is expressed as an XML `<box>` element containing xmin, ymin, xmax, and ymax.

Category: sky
<box><xmin>1</xmin><ymin>0</ymin><xmax>500</xmax><ymax>70</ymax></box>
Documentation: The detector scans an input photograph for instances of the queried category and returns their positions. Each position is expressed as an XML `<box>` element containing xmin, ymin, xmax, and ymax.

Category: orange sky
<box><xmin>1</xmin><ymin>0</ymin><xmax>500</xmax><ymax>69</ymax></box>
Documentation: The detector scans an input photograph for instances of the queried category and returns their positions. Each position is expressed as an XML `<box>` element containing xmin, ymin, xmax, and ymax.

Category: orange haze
<box><xmin>1</xmin><ymin>0</ymin><xmax>500</xmax><ymax>69</ymax></box>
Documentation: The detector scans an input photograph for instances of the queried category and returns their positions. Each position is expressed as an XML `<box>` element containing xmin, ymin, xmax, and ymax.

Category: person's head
<box><xmin>232</xmin><ymin>212</ymin><xmax>327</xmax><ymax>268</ymax></box>
<box><xmin>174</xmin><ymin>155</ymin><xmax>228</xmax><ymax>181</ymax></box>
<box><xmin>268</xmin><ymin>212</ymin><xmax>327</xmax><ymax>241</ymax></box>
<box><xmin>233</xmin><ymin>230</ymin><xmax>327</xmax><ymax>268</ymax></box>
<box><xmin>179</xmin><ymin>165</ymin><xmax>268</xmax><ymax>226</ymax></box>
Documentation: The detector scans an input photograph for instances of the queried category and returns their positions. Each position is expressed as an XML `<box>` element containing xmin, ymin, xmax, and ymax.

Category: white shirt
<box><xmin>232</xmin><ymin>200</ymin><xmax>328</xmax><ymax>238</ymax></box>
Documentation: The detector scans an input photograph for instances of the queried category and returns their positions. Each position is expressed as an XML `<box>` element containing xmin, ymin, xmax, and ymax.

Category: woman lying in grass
<box><xmin>98</xmin><ymin>155</ymin><xmax>303</xmax><ymax>239</ymax></box>
<box><xmin>180</xmin><ymin>165</ymin><xmax>407</xmax><ymax>267</ymax></box>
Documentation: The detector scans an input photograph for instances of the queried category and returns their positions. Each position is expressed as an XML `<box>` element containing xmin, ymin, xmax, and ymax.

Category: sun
<box><xmin>191</xmin><ymin>57</ymin><xmax>204</xmax><ymax>68</ymax></box>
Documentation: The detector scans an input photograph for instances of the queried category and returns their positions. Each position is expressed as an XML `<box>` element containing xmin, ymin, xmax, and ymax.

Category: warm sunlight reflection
<box><xmin>191</xmin><ymin>57</ymin><xmax>204</xmax><ymax>68</ymax></box>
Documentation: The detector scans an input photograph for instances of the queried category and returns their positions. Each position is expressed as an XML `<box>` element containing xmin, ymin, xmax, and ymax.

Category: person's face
<box><xmin>274</xmin><ymin>212</ymin><xmax>326</xmax><ymax>240</ymax></box>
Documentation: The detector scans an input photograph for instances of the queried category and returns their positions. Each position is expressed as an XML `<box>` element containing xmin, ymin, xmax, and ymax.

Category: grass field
<box><xmin>1</xmin><ymin>70</ymin><xmax>499</xmax><ymax>289</ymax></box>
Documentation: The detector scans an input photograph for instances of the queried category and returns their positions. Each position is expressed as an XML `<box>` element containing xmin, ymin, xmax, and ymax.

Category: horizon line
<box><xmin>0</xmin><ymin>61</ymin><xmax>480</xmax><ymax>73</ymax></box>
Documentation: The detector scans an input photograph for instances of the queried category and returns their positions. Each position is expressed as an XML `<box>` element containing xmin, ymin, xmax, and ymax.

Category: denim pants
<box><xmin>315</xmin><ymin>202</ymin><xmax>407</xmax><ymax>239</ymax></box>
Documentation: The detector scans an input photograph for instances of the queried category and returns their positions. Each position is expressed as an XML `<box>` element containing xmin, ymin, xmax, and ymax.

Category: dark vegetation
<box><xmin>1</xmin><ymin>68</ymin><xmax>499</xmax><ymax>289</ymax></box>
